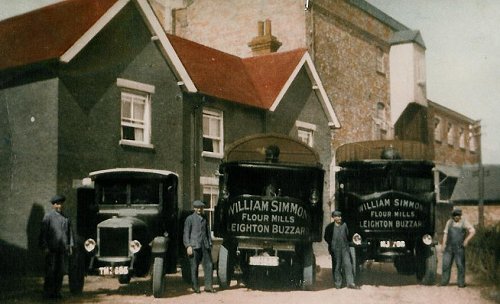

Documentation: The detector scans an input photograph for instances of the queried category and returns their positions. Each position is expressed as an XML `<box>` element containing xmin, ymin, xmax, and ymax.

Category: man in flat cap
<box><xmin>183</xmin><ymin>200</ymin><xmax>215</xmax><ymax>293</ymax></box>
<box><xmin>324</xmin><ymin>211</ymin><xmax>359</xmax><ymax>289</ymax></box>
<box><xmin>39</xmin><ymin>194</ymin><xmax>74</xmax><ymax>299</ymax></box>
<box><xmin>440</xmin><ymin>208</ymin><xmax>475</xmax><ymax>288</ymax></box>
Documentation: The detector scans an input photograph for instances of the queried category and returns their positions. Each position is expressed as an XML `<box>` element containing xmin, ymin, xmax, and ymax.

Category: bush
<box><xmin>466</xmin><ymin>222</ymin><xmax>500</xmax><ymax>285</ymax></box>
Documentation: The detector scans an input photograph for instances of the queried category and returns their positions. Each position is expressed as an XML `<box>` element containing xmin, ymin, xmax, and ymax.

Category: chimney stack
<box><xmin>248</xmin><ymin>19</ymin><xmax>282</xmax><ymax>56</ymax></box>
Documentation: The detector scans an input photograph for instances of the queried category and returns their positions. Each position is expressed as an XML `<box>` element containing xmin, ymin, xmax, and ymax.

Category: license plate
<box><xmin>98</xmin><ymin>266</ymin><xmax>129</xmax><ymax>275</ymax></box>
<box><xmin>249</xmin><ymin>256</ymin><xmax>279</xmax><ymax>266</ymax></box>
<box><xmin>380</xmin><ymin>240</ymin><xmax>406</xmax><ymax>248</ymax></box>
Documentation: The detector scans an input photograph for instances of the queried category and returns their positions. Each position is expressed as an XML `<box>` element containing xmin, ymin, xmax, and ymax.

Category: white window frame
<box><xmin>117</xmin><ymin>78</ymin><xmax>154</xmax><ymax>149</ymax></box>
<box><xmin>202</xmin><ymin>108</ymin><xmax>224</xmax><ymax>158</ymax></box>
<box><xmin>295</xmin><ymin>120</ymin><xmax>316</xmax><ymax>147</ymax></box>
<box><xmin>201</xmin><ymin>176</ymin><xmax>219</xmax><ymax>232</ymax></box>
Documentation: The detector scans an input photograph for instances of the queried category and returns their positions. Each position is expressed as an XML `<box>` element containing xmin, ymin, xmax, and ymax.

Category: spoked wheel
<box><xmin>217</xmin><ymin>243</ymin><xmax>234</xmax><ymax>289</ymax></box>
<box><xmin>152</xmin><ymin>257</ymin><xmax>165</xmax><ymax>298</ymax></box>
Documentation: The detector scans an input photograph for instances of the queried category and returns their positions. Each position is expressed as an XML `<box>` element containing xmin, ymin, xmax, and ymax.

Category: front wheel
<box><xmin>152</xmin><ymin>257</ymin><xmax>165</xmax><ymax>298</ymax></box>
<box><xmin>302</xmin><ymin>244</ymin><xmax>315</xmax><ymax>290</ymax></box>
<box><xmin>416</xmin><ymin>246</ymin><xmax>437</xmax><ymax>285</ymax></box>
<box><xmin>68</xmin><ymin>246</ymin><xmax>85</xmax><ymax>294</ymax></box>
<box><xmin>217</xmin><ymin>244</ymin><xmax>234</xmax><ymax>289</ymax></box>
<box><xmin>349</xmin><ymin>247</ymin><xmax>360</xmax><ymax>284</ymax></box>
<box><xmin>118</xmin><ymin>274</ymin><xmax>131</xmax><ymax>284</ymax></box>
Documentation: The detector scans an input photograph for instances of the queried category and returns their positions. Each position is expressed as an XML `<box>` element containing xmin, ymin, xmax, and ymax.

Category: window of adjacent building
<box><xmin>117</xmin><ymin>78</ymin><xmax>154</xmax><ymax>148</ymax></box>
<box><xmin>447</xmin><ymin>122</ymin><xmax>454</xmax><ymax>146</ymax></box>
<box><xmin>295</xmin><ymin>121</ymin><xmax>316</xmax><ymax>147</ymax></box>
<box><xmin>434</xmin><ymin>117</ymin><xmax>442</xmax><ymax>142</ymax></box>
<box><xmin>202</xmin><ymin>108</ymin><xmax>224</xmax><ymax>158</ymax></box>
<box><xmin>376</xmin><ymin>102</ymin><xmax>386</xmax><ymax>120</ymax></box>
<box><xmin>469</xmin><ymin>131</ymin><xmax>477</xmax><ymax>153</ymax></box>
<box><xmin>201</xmin><ymin>177</ymin><xmax>219</xmax><ymax>232</ymax></box>
<box><xmin>376</xmin><ymin>47</ymin><xmax>385</xmax><ymax>74</ymax></box>
<box><xmin>459</xmin><ymin>127</ymin><xmax>465</xmax><ymax>149</ymax></box>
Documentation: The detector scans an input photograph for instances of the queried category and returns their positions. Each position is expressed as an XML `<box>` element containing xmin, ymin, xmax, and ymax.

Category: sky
<box><xmin>1</xmin><ymin>0</ymin><xmax>499</xmax><ymax>164</ymax></box>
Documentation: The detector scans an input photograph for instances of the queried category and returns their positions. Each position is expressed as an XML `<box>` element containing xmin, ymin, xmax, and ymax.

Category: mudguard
<box><xmin>151</xmin><ymin>234</ymin><xmax>169</xmax><ymax>254</ymax></box>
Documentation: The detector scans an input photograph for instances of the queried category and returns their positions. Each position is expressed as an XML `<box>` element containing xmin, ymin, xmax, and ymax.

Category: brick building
<box><xmin>149</xmin><ymin>0</ymin><xmax>481</xmax><ymax>203</ymax></box>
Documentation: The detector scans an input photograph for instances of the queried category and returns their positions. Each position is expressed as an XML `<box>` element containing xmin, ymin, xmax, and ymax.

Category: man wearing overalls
<box><xmin>440</xmin><ymin>208</ymin><xmax>476</xmax><ymax>288</ymax></box>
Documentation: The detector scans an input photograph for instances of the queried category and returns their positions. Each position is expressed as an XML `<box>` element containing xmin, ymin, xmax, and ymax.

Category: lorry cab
<box><xmin>71</xmin><ymin>168</ymin><xmax>179</xmax><ymax>298</ymax></box>
<box><xmin>214</xmin><ymin>134</ymin><xmax>324</xmax><ymax>290</ymax></box>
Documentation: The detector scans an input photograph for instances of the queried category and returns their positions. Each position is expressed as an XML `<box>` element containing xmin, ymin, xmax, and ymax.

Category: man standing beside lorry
<box><xmin>324</xmin><ymin>211</ymin><xmax>359</xmax><ymax>289</ymax></box>
<box><xmin>183</xmin><ymin>200</ymin><xmax>216</xmax><ymax>293</ymax></box>
<box><xmin>440</xmin><ymin>208</ymin><xmax>476</xmax><ymax>288</ymax></box>
<box><xmin>39</xmin><ymin>194</ymin><xmax>74</xmax><ymax>299</ymax></box>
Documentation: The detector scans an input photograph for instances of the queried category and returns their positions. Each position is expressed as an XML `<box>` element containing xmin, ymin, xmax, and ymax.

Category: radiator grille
<box><xmin>98</xmin><ymin>227</ymin><xmax>129</xmax><ymax>257</ymax></box>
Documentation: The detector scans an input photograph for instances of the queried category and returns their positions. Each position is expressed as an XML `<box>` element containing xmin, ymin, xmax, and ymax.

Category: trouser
<box><xmin>43</xmin><ymin>251</ymin><xmax>66</xmax><ymax>297</ymax></box>
<box><xmin>189</xmin><ymin>246</ymin><xmax>213</xmax><ymax>290</ymax></box>
<box><xmin>441</xmin><ymin>246</ymin><xmax>465</xmax><ymax>286</ymax></box>
<box><xmin>331</xmin><ymin>248</ymin><xmax>354</xmax><ymax>287</ymax></box>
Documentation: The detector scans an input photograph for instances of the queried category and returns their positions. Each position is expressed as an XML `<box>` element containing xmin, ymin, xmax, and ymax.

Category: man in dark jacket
<box><xmin>324</xmin><ymin>211</ymin><xmax>359</xmax><ymax>289</ymax></box>
<box><xmin>39</xmin><ymin>194</ymin><xmax>74</xmax><ymax>299</ymax></box>
<box><xmin>183</xmin><ymin>200</ymin><xmax>215</xmax><ymax>293</ymax></box>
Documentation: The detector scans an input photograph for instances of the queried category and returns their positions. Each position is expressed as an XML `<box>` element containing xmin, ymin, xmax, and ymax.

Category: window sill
<box><xmin>119</xmin><ymin>139</ymin><xmax>154</xmax><ymax>150</ymax></box>
<box><xmin>202</xmin><ymin>151</ymin><xmax>223</xmax><ymax>159</ymax></box>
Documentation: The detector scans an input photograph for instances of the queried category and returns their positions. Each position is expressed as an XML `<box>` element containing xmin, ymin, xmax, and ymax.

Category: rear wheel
<box><xmin>152</xmin><ymin>257</ymin><xmax>165</xmax><ymax>298</ymax></box>
<box><xmin>217</xmin><ymin>243</ymin><xmax>234</xmax><ymax>289</ymax></box>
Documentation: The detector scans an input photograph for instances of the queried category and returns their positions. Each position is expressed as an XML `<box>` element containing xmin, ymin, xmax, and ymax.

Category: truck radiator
<box><xmin>98</xmin><ymin>227</ymin><xmax>129</xmax><ymax>257</ymax></box>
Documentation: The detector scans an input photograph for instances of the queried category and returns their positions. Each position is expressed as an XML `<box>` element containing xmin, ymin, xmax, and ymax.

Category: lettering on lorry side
<box><xmin>226</xmin><ymin>196</ymin><xmax>310</xmax><ymax>237</ymax></box>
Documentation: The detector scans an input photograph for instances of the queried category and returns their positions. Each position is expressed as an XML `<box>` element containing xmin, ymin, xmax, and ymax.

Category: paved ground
<box><xmin>1</xmin><ymin>246</ymin><xmax>498</xmax><ymax>304</ymax></box>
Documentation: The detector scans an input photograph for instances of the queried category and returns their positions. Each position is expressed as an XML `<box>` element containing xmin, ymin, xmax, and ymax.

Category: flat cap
<box><xmin>332</xmin><ymin>210</ymin><xmax>342</xmax><ymax>217</ymax></box>
<box><xmin>50</xmin><ymin>194</ymin><xmax>66</xmax><ymax>204</ymax></box>
<box><xmin>192</xmin><ymin>200</ymin><xmax>205</xmax><ymax>208</ymax></box>
<box><xmin>452</xmin><ymin>209</ymin><xmax>462</xmax><ymax>216</ymax></box>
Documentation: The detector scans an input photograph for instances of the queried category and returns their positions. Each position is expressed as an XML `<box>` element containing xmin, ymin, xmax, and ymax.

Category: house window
<box><xmin>447</xmin><ymin>122</ymin><xmax>454</xmax><ymax>146</ymax></box>
<box><xmin>459</xmin><ymin>127</ymin><xmax>465</xmax><ymax>149</ymax></box>
<box><xmin>202</xmin><ymin>108</ymin><xmax>224</xmax><ymax>158</ymax></box>
<box><xmin>117</xmin><ymin>78</ymin><xmax>154</xmax><ymax>148</ymax></box>
<box><xmin>201</xmin><ymin>177</ymin><xmax>219</xmax><ymax>232</ymax></box>
<box><xmin>376</xmin><ymin>47</ymin><xmax>385</xmax><ymax>74</ymax></box>
<box><xmin>295</xmin><ymin>121</ymin><xmax>316</xmax><ymax>147</ymax></box>
<box><xmin>434</xmin><ymin>117</ymin><xmax>442</xmax><ymax>142</ymax></box>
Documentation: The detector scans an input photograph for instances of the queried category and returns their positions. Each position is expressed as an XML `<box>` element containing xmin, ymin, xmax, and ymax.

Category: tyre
<box><xmin>302</xmin><ymin>244</ymin><xmax>315</xmax><ymax>290</ymax></box>
<box><xmin>349</xmin><ymin>247</ymin><xmax>360</xmax><ymax>284</ymax></box>
<box><xmin>217</xmin><ymin>243</ymin><xmax>234</xmax><ymax>289</ymax></box>
<box><xmin>68</xmin><ymin>246</ymin><xmax>85</xmax><ymax>294</ymax></box>
<box><xmin>181</xmin><ymin>256</ymin><xmax>192</xmax><ymax>284</ymax></box>
<box><xmin>118</xmin><ymin>274</ymin><xmax>131</xmax><ymax>284</ymax></box>
<box><xmin>416</xmin><ymin>246</ymin><xmax>437</xmax><ymax>285</ymax></box>
<box><xmin>152</xmin><ymin>257</ymin><xmax>165</xmax><ymax>298</ymax></box>
<box><xmin>394</xmin><ymin>255</ymin><xmax>415</xmax><ymax>275</ymax></box>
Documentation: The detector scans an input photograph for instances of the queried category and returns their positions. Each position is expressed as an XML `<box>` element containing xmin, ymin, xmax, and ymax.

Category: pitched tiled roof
<box><xmin>0</xmin><ymin>0</ymin><xmax>118</xmax><ymax>71</ymax></box>
<box><xmin>167</xmin><ymin>33</ymin><xmax>307</xmax><ymax>109</ymax></box>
